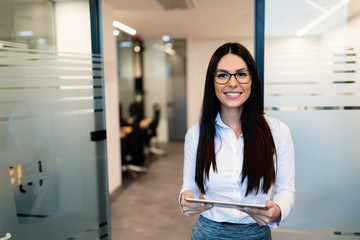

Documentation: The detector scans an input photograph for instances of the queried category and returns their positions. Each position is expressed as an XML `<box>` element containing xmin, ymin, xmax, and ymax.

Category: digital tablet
<box><xmin>185</xmin><ymin>198</ymin><xmax>267</xmax><ymax>210</ymax></box>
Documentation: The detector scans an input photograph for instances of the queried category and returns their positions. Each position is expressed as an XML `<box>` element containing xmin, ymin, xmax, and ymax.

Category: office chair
<box><xmin>144</xmin><ymin>103</ymin><xmax>165</xmax><ymax>156</ymax></box>
<box><xmin>121</xmin><ymin>114</ymin><xmax>147</xmax><ymax>177</ymax></box>
<box><xmin>119</xmin><ymin>103</ymin><xmax>130</xmax><ymax>127</ymax></box>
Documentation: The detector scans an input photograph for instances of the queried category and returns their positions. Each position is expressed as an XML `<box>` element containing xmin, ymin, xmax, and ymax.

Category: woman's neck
<box><xmin>220</xmin><ymin>106</ymin><xmax>243</xmax><ymax>138</ymax></box>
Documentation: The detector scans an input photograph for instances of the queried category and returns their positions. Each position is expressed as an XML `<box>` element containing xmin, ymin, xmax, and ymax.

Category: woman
<box><xmin>179</xmin><ymin>43</ymin><xmax>295</xmax><ymax>240</ymax></box>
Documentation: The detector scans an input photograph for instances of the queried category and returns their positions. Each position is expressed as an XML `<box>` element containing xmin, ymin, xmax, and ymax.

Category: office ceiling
<box><xmin>104</xmin><ymin>0</ymin><xmax>360</xmax><ymax>40</ymax></box>
<box><xmin>103</xmin><ymin>0</ymin><xmax>255</xmax><ymax>40</ymax></box>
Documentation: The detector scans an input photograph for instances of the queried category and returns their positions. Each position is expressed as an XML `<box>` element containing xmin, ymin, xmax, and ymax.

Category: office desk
<box><xmin>119</xmin><ymin>118</ymin><xmax>153</xmax><ymax>139</ymax></box>
<box><xmin>139</xmin><ymin>118</ymin><xmax>152</xmax><ymax>129</ymax></box>
<box><xmin>120</xmin><ymin>126</ymin><xmax>132</xmax><ymax>139</ymax></box>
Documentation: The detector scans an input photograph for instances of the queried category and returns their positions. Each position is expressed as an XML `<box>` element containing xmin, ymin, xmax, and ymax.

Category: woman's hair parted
<box><xmin>195</xmin><ymin>42</ymin><xmax>276</xmax><ymax>196</ymax></box>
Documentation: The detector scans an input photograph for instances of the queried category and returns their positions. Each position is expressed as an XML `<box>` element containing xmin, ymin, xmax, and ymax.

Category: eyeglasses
<box><xmin>214</xmin><ymin>70</ymin><xmax>252</xmax><ymax>85</ymax></box>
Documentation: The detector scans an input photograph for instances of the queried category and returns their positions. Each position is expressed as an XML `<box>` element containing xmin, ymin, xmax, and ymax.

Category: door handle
<box><xmin>0</xmin><ymin>233</ymin><xmax>11</xmax><ymax>240</ymax></box>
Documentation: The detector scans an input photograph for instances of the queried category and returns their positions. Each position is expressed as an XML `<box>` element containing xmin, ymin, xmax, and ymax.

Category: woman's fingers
<box><xmin>180</xmin><ymin>191</ymin><xmax>213</xmax><ymax>216</ymax></box>
<box><xmin>183</xmin><ymin>204</ymin><xmax>213</xmax><ymax>211</ymax></box>
<box><xmin>237</xmin><ymin>201</ymin><xmax>281</xmax><ymax>226</ymax></box>
<box><xmin>238</xmin><ymin>207</ymin><xmax>270</xmax><ymax>226</ymax></box>
<box><xmin>183</xmin><ymin>204</ymin><xmax>213</xmax><ymax>216</ymax></box>
<box><xmin>239</xmin><ymin>209</ymin><xmax>268</xmax><ymax>226</ymax></box>
<box><xmin>180</xmin><ymin>190</ymin><xmax>195</xmax><ymax>206</ymax></box>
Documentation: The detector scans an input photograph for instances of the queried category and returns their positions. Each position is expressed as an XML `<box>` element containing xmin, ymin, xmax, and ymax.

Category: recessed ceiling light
<box><xmin>113</xmin><ymin>21</ymin><xmax>136</xmax><ymax>36</ymax></box>
<box><xmin>162</xmin><ymin>35</ymin><xmax>171</xmax><ymax>42</ymax></box>
<box><xmin>113</xmin><ymin>29</ymin><xmax>120</xmax><ymax>36</ymax></box>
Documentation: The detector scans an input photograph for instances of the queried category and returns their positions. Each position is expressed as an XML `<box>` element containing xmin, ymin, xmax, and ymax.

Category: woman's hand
<box><xmin>180</xmin><ymin>190</ymin><xmax>213</xmax><ymax>216</ymax></box>
<box><xmin>238</xmin><ymin>200</ymin><xmax>281</xmax><ymax>226</ymax></box>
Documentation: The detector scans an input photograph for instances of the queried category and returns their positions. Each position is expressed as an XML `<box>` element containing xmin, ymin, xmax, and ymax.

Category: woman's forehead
<box><xmin>217</xmin><ymin>54</ymin><xmax>247</xmax><ymax>71</ymax></box>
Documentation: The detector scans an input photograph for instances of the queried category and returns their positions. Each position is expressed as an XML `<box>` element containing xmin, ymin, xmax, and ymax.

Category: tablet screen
<box><xmin>185</xmin><ymin>198</ymin><xmax>267</xmax><ymax>210</ymax></box>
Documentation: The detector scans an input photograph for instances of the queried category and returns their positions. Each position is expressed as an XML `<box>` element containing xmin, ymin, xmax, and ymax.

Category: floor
<box><xmin>109</xmin><ymin>142</ymin><xmax>356</xmax><ymax>240</ymax></box>
<box><xmin>110</xmin><ymin>142</ymin><xmax>197</xmax><ymax>240</ymax></box>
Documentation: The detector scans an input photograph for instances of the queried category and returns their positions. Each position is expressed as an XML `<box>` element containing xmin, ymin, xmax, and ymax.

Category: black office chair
<box><xmin>144</xmin><ymin>103</ymin><xmax>165</xmax><ymax>156</ymax></box>
<box><xmin>121</xmin><ymin>118</ymin><xmax>147</xmax><ymax>176</ymax></box>
<box><xmin>129</xmin><ymin>100</ymin><xmax>144</xmax><ymax>122</ymax></box>
<box><xmin>120</xmin><ymin>102</ymin><xmax>147</xmax><ymax>176</ymax></box>
<box><xmin>119</xmin><ymin>103</ymin><xmax>130</xmax><ymax>127</ymax></box>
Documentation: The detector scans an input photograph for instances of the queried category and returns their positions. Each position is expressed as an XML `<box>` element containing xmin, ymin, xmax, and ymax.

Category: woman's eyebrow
<box><xmin>216</xmin><ymin>68</ymin><xmax>248</xmax><ymax>72</ymax></box>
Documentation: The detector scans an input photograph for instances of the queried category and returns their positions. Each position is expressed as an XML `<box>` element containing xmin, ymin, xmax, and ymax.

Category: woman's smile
<box><xmin>224</xmin><ymin>91</ymin><xmax>242</xmax><ymax>98</ymax></box>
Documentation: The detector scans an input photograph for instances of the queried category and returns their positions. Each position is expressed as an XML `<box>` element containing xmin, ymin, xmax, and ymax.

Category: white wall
<box><xmin>347</xmin><ymin>12</ymin><xmax>360</xmax><ymax>46</ymax></box>
<box><xmin>186</xmin><ymin>38</ymin><xmax>254</xmax><ymax>128</ymax></box>
<box><xmin>102</xmin><ymin>1</ymin><xmax>121</xmax><ymax>194</ymax></box>
<box><xmin>55</xmin><ymin>1</ymin><xmax>91</xmax><ymax>54</ymax></box>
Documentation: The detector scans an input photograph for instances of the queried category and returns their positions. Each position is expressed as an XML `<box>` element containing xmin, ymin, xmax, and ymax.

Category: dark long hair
<box><xmin>195</xmin><ymin>42</ymin><xmax>276</xmax><ymax>196</ymax></box>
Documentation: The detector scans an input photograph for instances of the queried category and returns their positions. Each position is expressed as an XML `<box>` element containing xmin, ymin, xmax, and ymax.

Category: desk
<box><xmin>119</xmin><ymin>118</ymin><xmax>153</xmax><ymax>139</ymax></box>
<box><xmin>120</xmin><ymin>126</ymin><xmax>132</xmax><ymax>139</ymax></box>
<box><xmin>139</xmin><ymin>118</ymin><xmax>152</xmax><ymax>129</ymax></box>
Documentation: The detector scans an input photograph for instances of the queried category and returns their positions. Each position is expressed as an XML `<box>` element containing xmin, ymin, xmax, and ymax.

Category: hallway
<box><xmin>110</xmin><ymin>142</ymin><xmax>197</xmax><ymax>240</ymax></box>
<box><xmin>109</xmin><ymin>142</ymin><xmax>353</xmax><ymax>240</ymax></box>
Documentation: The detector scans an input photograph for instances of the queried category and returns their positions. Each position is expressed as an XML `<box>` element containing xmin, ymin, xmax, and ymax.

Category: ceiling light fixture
<box><xmin>113</xmin><ymin>29</ymin><xmax>120</xmax><ymax>36</ymax></box>
<box><xmin>113</xmin><ymin>21</ymin><xmax>136</xmax><ymax>36</ymax></box>
<box><xmin>162</xmin><ymin>35</ymin><xmax>171</xmax><ymax>42</ymax></box>
<box><xmin>296</xmin><ymin>0</ymin><xmax>350</xmax><ymax>37</ymax></box>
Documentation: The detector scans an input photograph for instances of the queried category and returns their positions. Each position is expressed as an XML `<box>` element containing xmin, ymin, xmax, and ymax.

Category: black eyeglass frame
<box><xmin>213</xmin><ymin>70</ymin><xmax>252</xmax><ymax>85</ymax></box>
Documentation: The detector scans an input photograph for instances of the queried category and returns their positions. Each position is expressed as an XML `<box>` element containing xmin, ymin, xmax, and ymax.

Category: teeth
<box><xmin>226</xmin><ymin>92</ymin><xmax>240</xmax><ymax>96</ymax></box>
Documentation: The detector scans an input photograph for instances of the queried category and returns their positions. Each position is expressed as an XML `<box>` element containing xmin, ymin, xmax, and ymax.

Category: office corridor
<box><xmin>110</xmin><ymin>142</ymin><xmax>197</xmax><ymax>240</ymax></box>
<box><xmin>109</xmin><ymin>142</ymin><xmax>346</xmax><ymax>240</ymax></box>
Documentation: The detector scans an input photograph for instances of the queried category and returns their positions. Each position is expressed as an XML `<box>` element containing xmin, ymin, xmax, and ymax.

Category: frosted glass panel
<box><xmin>265</xmin><ymin>0</ymin><xmax>360</xmax><ymax>234</ymax></box>
<box><xmin>0</xmin><ymin>46</ymin><xmax>109</xmax><ymax>239</ymax></box>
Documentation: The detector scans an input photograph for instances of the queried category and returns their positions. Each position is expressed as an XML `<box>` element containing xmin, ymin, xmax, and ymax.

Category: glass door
<box><xmin>0</xmin><ymin>0</ymin><xmax>110</xmax><ymax>239</ymax></box>
<box><xmin>262</xmin><ymin>0</ymin><xmax>360</xmax><ymax>238</ymax></box>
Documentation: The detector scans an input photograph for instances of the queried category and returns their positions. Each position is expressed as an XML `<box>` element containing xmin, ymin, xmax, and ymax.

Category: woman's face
<box><xmin>214</xmin><ymin>53</ymin><xmax>252</xmax><ymax>111</ymax></box>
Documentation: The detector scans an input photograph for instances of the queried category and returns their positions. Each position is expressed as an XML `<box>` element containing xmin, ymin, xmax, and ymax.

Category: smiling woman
<box><xmin>179</xmin><ymin>42</ymin><xmax>295</xmax><ymax>239</ymax></box>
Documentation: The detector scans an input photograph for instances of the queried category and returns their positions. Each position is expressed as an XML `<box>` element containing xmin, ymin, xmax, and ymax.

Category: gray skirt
<box><xmin>191</xmin><ymin>215</ymin><xmax>271</xmax><ymax>240</ymax></box>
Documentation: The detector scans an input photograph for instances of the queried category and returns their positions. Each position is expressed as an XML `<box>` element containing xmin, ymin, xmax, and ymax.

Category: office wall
<box><xmin>102</xmin><ymin>1</ymin><xmax>121</xmax><ymax>194</ymax></box>
<box><xmin>186</xmin><ymin>38</ymin><xmax>254</xmax><ymax>128</ymax></box>
<box><xmin>348</xmin><ymin>12</ymin><xmax>360</xmax><ymax>46</ymax></box>
<box><xmin>55</xmin><ymin>1</ymin><xmax>91</xmax><ymax>54</ymax></box>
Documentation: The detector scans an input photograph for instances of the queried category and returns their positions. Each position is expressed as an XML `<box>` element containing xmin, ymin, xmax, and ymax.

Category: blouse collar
<box><xmin>215</xmin><ymin>112</ymin><xmax>229</xmax><ymax>129</ymax></box>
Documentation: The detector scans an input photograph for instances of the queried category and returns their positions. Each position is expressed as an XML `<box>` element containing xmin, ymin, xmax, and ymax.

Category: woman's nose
<box><xmin>228</xmin><ymin>75</ymin><xmax>239</xmax><ymax>87</ymax></box>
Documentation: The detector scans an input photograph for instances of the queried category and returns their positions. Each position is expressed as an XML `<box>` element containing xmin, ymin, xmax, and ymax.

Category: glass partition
<box><xmin>264</xmin><ymin>0</ymin><xmax>360</xmax><ymax>237</ymax></box>
<box><xmin>117</xmin><ymin>40</ymin><xmax>135</xmax><ymax>120</ymax></box>
<box><xmin>0</xmin><ymin>0</ymin><xmax>110</xmax><ymax>239</ymax></box>
<box><xmin>0</xmin><ymin>0</ymin><xmax>55</xmax><ymax>51</ymax></box>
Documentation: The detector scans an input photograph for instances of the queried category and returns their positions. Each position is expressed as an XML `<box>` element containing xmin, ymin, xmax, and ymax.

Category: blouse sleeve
<box><xmin>179</xmin><ymin>123</ymin><xmax>201</xmax><ymax>213</ymax></box>
<box><xmin>270</xmin><ymin>121</ymin><xmax>296</xmax><ymax>227</ymax></box>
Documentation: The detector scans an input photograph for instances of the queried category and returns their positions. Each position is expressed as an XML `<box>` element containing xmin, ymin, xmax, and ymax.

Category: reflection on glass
<box><xmin>0</xmin><ymin>0</ymin><xmax>55</xmax><ymax>51</ymax></box>
<box><xmin>0</xmin><ymin>0</ymin><xmax>110</xmax><ymax>239</ymax></box>
<box><xmin>265</xmin><ymin>0</ymin><xmax>360</xmax><ymax>234</ymax></box>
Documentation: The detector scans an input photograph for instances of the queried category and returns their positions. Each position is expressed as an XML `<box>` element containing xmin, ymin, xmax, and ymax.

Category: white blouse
<box><xmin>180</xmin><ymin>113</ymin><xmax>295</xmax><ymax>228</ymax></box>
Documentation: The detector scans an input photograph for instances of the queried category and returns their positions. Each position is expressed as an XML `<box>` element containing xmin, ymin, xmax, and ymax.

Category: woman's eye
<box><xmin>236</xmin><ymin>72</ymin><xmax>247</xmax><ymax>78</ymax></box>
<box><xmin>216</xmin><ymin>73</ymin><xmax>228</xmax><ymax>79</ymax></box>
